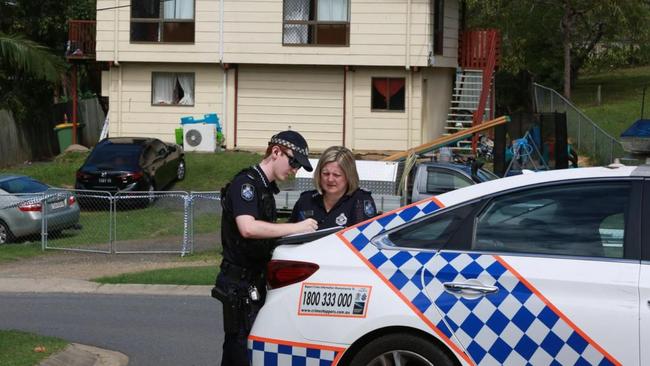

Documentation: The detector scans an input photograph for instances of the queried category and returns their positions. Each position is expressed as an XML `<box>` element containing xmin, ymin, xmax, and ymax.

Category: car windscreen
<box><xmin>86</xmin><ymin>144</ymin><xmax>143</xmax><ymax>169</ymax></box>
<box><xmin>477</xmin><ymin>169</ymin><xmax>499</xmax><ymax>181</ymax></box>
<box><xmin>0</xmin><ymin>177</ymin><xmax>49</xmax><ymax>193</ymax></box>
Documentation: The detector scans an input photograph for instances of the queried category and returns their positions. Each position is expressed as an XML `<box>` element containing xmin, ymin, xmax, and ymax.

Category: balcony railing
<box><xmin>66</xmin><ymin>20</ymin><xmax>96</xmax><ymax>60</ymax></box>
<box><xmin>459</xmin><ymin>29</ymin><xmax>501</xmax><ymax>69</ymax></box>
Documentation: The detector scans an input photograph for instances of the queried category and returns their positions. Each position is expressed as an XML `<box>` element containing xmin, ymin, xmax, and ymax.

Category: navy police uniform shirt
<box><xmin>221</xmin><ymin>165</ymin><xmax>279</xmax><ymax>272</ymax></box>
<box><xmin>289</xmin><ymin>188</ymin><xmax>377</xmax><ymax>229</ymax></box>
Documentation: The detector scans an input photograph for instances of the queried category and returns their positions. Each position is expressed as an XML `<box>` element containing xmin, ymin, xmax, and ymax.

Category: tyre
<box><xmin>0</xmin><ymin>220</ymin><xmax>15</xmax><ymax>245</ymax></box>
<box><xmin>349</xmin><ymin>333</ymin><xmax>454</xmax><ymax>366</ymax></box>
<box><xmin>176</xmin><ymin>159</ymin><xmax>186</xmax><ymax>181</ymax></box>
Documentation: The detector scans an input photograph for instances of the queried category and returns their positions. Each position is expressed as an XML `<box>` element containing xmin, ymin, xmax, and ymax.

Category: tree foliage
<box><xmin>466</xmin><ymin>0</ymin><xmax>650</xmax><ymax>99</ymax></box>
<box><xmin>0</xmin><ymin>0</ymin><xmax>96</xmax><ymax>121</ymax></box>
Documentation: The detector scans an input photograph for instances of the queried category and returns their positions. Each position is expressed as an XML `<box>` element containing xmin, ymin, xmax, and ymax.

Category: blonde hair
<box><xmin>313</xmin><ymin>146</ymin><xmax>359</xmax><ymax>195</ymax></box>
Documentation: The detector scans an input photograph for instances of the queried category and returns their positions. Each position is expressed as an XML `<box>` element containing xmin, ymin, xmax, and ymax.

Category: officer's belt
<box><xmin>221</xmin><ymin>261</ymin><xmax>263</xmax><ymax>281</ymax></box>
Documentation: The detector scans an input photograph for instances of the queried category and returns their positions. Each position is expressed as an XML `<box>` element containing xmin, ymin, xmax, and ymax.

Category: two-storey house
<box><xmin>95</xmin><ymin>0</ymin><xmax>462</xmax><ymax>152</ymax></box>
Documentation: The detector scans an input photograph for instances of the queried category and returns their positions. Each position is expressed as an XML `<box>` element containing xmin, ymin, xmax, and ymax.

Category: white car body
<box><xmin>250</xmin><ymin>166</ymin><xmax>649</xmax><ymax>366</ymax></box>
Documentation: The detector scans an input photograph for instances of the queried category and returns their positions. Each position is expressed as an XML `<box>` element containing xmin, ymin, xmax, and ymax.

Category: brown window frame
<box><xmin>131</xmin><ymin>0</ymin><xmax>195</xmax><ymax>43</ymax></box>
<box><xmin>282</xmin><ymin>0</ymin><xmax>350</xmax><ymax>47</ymax></box>
<box><xmin>371</xmin><ymin>77</ymin><xmax>406</xmax><ymax>112</ymax></box>
<box><xmin>151</xmin><ymin>72</ymin><xmax>195</xmax><ymax>107</ymax></box>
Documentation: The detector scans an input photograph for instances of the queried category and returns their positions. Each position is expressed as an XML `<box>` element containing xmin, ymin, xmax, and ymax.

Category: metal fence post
<box><xmin>182</xmin><ymin>193</ymin><xmax>192</xmax><ymax>256</ymax></box>
<box><xmin>40</xmin><ymin>194</ymin><xmax>47</xmax><ymax>251</ymax></box>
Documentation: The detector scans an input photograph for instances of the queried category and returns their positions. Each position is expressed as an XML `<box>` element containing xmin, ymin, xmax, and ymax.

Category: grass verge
<box><xmin>0</xmin><ymin>330</ymin><xmax>68</xmax><ymax>366</ymax></box>
<box><xmin>92</xmin><ymin>249</ymin><xmax>221</xmax><ymax>285</ymax></box>
<box><xmin>93</xmin><ymin>265</ymin><xmax>218</xmax><ymax>286</ymax></box>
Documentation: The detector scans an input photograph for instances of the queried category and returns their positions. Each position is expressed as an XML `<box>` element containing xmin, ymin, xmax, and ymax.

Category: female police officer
<box><xmin>290</xmin><ymin>145</ymin><xmax>377</xmax><ymax>229</ymax></box>
<box><xmin>214</xmin><ymin>130</ymin><xmax>318</xmax><ymax>366</ymax></box>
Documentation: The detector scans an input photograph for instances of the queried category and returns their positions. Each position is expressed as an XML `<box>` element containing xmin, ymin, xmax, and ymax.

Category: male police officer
<box><xmin>214</xmin><ymin>130</ymin><xmax>318</xmax><ymax>366</ymax></box>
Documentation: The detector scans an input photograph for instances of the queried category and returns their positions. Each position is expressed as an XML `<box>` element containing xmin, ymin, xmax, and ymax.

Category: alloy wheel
<box><xmin>0</xmin><ymin>223</ymin><xmax>8</xmax><ymax>244</ymax></box>
<box><xmin>177</xmin><ymin>161</ymin><xmax>186</xmax><ymax>180</ymax></box>
<box><xmin>367</xmin><ymin>350</ymin><xmax>435</xmax><ymax>366</ymax></box>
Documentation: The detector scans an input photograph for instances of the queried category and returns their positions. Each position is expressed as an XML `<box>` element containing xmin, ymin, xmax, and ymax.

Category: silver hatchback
<box><xmin>0</xmin><ymin>175</ymin><xmax>80</xmax><ymax>244</ymax></box>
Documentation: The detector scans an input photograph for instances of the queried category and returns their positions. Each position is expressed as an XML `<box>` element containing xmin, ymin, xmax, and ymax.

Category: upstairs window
<box><xmin>152</xmin><ymin>72</ymin><xmax>195</xmax><ymax>106</ymax></box>
<box><xmin>131</xmin><ymin>0</ymin><xmax>195</xmax><ymax>43</ymax></box>
<box><xmin>283</xmin><ymin>0</ymin><xmax>350</xmax><ymax>46</ymax></box>
<box><xmin>371</xmin><ymin>78</ymin><xmax>405</xmax><ymax>111</ymax></box>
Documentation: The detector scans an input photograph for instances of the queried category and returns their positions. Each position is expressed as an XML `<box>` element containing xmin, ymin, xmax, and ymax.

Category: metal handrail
<box><xmin>533</xmin><ymin>82</ymin><xmax>623</xmax><ymax>165</ymax></box>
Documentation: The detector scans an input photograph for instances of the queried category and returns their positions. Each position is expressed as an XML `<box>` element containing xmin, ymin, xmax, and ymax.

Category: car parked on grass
<box><xmin>75</xmin><ymin>137</ymin><xmax>185</xmax><ymax>195</ymax></box>
<box><xmin>0</xmin><ymin>175</ymin><xmax>80</xmax><ymax>244</ymax></box>
<box><xmin>250</xmin><ymin>164</ymin><xmax>645</xmax><ymax>366</ymax></box>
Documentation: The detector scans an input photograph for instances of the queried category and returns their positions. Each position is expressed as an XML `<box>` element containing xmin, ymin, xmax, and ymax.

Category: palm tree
<box><xmin>0</xmin><ymin>32</ymin><xmax>65</xmax><ymax>83</ymax></box>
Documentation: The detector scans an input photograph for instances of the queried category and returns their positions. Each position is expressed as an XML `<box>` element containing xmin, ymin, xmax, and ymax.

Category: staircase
<box><xmin>444</xmin><ymin>69</ymin><xmax>492</xmax><ymax>153</ymax></box>
<box><xmin>443</xmin><ymin>29</ymin><xmax>500</xmax><ymax>154</ymax></box>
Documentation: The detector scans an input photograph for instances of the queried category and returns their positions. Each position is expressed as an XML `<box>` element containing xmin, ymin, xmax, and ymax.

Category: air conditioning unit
<box><xmin>183</xmin><ymin>123</ymin><xmax>216</xmax><ymax>152</ymax></box>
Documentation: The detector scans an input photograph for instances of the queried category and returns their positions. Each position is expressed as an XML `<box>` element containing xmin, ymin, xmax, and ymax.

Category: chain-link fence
<box><xmin>114</xmin><ymin>191</ymin><xmax>191</xmax><ymax>254</ymax></box>
<box><xmin>533</xmin><ymin>83</ymin><xmax>625</xmax><ymax>165</ymax></box>
<box><xmin>25</xmin><ymin>189</ymin><xmax>222</xmax><ymax>255</ymax></box>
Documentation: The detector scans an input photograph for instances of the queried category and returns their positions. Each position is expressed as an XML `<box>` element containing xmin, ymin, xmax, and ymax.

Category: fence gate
<box><xmin>190</xmin><ymin>191</ymin><xmax>222</xmax><ymax>254</ymax></box>
<box><xmin>43</xmin><ymin>189</ymin><xmax>112</xmax><ymax>253</ymax></box>
<box><xmin>113</xmin><ymin>191</ymin><xmax>189</xmax><ymax>254</ymax></box>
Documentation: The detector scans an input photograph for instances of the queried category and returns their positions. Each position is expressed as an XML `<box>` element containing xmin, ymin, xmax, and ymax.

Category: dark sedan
<box><xmin>75</xmin><ymin>137</ymin><xmax>185</xmax><ymax>194</ymax></box>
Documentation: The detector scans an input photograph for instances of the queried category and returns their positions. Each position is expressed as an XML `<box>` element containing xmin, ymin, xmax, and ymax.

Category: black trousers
<box><xmin>215</xmin><ymin>272</ymin><xmax>265</xmax><ymax>366</ymax></box>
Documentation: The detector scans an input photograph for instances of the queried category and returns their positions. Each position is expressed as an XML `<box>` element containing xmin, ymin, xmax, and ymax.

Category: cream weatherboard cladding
<box><xmin>106</xmin><ymin>63</ymin><xmax>224</xmax><ymax>143</ymax></box>
<box><xmin>95</xmin><ymin>0</ymin><xmax>460</xmax><ymax>152</ymax></box>
<box><xmin>95</xmin><ymin>0</ymin><xmax>221</xmax><ymax>63</ymax></box>
<box><xmin>235</xmin><ymin>65</ymin><xmax>344</xmax><ymax>151</ymax></box>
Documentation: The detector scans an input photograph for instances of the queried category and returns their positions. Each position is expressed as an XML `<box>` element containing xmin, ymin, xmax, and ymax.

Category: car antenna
<box><xmin>641</xmin><ymin>84</ymin><xmax>648</xmax><ymax>120</ymax></box>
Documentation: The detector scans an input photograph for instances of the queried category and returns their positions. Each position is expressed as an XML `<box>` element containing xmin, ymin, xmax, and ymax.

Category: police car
<box><xmin>249</xmin><ymin>164</ymin><xmax>649</xmax><ymax>366</ymax></box>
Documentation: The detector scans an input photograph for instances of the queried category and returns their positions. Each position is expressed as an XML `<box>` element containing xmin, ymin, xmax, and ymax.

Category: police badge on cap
<box><xmin>241</xmin><ymin>183</ymin><xmax>255</xmax><ymax>201</ymax></box>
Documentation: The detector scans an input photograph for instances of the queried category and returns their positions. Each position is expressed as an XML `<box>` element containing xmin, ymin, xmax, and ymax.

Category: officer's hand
<box><xmin>297</xmin><ymin>218</ymin><xmax>318</xmax><ymax>233</ymax></box>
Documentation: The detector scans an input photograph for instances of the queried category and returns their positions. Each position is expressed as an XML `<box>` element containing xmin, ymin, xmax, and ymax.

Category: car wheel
<box><xmin>176</xmin><ymin>160</ymin><xmax>186</xmax><ymax>181</ymax></box>
<box><xmin>349</xmin><ymin>333</ymin><xmax>454</xmax><ymax>366</ymax></box>
<box><xmin>0</xmin><ymin>220</ymin><xmax>14</xmax><ymax>245</ymax></box>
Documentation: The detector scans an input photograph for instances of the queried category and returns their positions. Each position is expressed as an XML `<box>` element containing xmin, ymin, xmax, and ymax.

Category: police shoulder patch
<box><xmin>241</xmin><ymin>183</ymin><xmax>255</xmax><ymax>201</ymax></box>
<box><xmin>363</xmin><ymin>200</ymin><xmax>376</xmax><ymax>217</ymax></box>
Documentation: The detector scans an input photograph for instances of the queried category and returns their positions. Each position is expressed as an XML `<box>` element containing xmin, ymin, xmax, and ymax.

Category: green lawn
<box><xmin>0</xmin><ymin>330</ymin><xmax>68</xmax><ymax>366</ymax></box>
<box><xmin>572</xmin><ymin>65</ymin><xmax>650</xmax><ymax>138</ymax></box>
<box><xmin>0</xmin><ymin>150</ymin><xmax>262</xmax><ymax>191</ymax></box>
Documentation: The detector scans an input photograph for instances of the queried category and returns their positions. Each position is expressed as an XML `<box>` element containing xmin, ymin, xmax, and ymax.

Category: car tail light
<box><xmin>267</xmin><ymin>260</ymin><xmax>319</xmax><ymax>289</ymax></box>
<box><xmin>76</xmin><ymin>171</ymin><xmax>91</xmax><ymax>180</ymax></box>
<box><xmin>68</xmin><ymin>196</ymin><xmax>76</xmax><ymax>205</ymax></box>
<box><xmin>18</xmin><ymin>202</ymin><xmax>42</xmax><ymax>212</ymax></box>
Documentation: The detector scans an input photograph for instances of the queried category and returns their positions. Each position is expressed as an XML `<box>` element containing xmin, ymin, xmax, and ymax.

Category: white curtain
<box><xmin>177</xmin><ymin>74</ymin><xmax>195</xmax><ymax>105</ymax></box>
<box><xmin>152</xmin><ymin>74</ymin><xmax>175</xmax><ymax>104</ymax></box>
<box><xmin>164</xmin><ymin>0</ymin><xmax>194</xmax><ymax>20</ymax></box>
<box><xmin>318</xmin><ymin>0</ymin><xmax>348</xmax><ymax>21</ymax></box>
<box><xmin>283</xmin><ymin>0</ymin><xmax>310</xmax><ymax>44</ymax></box>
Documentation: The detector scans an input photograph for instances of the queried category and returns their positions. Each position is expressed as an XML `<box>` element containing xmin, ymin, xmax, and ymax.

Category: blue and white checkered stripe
<box><xmin>248</xmin><ymin>337</ymin><xmax>342</xmax><ymax>366</ymax></box>
<box><xmin>339</xmin><ymin>198</ymin><xmax>618</xmax><ymax>366</ymax></box>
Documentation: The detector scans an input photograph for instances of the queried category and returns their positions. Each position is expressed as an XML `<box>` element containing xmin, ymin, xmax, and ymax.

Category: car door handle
<box><xmin>443</xmin><ymin>282</ymin><xmax>499</xmax><ymax>295</ymax></box>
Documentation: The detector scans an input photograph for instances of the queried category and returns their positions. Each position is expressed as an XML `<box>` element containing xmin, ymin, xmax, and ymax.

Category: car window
<box><xmin>380</xmin><ymin>203</ymin><xmax>477</xmax><ymax>250</ymax></box>
<box><xmin>0</xmin><ymin>177</ymin><xmax>48</xmax><ymax>193</ymax></box>
<box><xmin>477</xmin><ymin>168</ymin><xmax>499</xmax><ymax>182</ymax></box>
<box><xmin>425</xmin><ymin>169</ymin><xmax>473</xmax><ymax>194</ymax></box>
<box><xmin>473</xmin><ymin>182</ymin><xmax>631</xmax><ymax>258</ymax></box>
<box><xmin>87</xmin><ymin>144</ymin><xmax>143</xmax><ymax>169</ymax></box>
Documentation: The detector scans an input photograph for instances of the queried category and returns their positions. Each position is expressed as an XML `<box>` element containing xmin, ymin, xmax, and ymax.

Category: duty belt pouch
<box><xmin>213</xmin><ymin>285</ymin><xmax>241</xmax><ymax>333</ymax></box>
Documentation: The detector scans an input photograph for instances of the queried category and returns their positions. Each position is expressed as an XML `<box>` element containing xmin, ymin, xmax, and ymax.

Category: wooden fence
<box><xmin>0</xmin><ymin>98</ymin><xmax>105</xmax><ymax>168</ymax></box>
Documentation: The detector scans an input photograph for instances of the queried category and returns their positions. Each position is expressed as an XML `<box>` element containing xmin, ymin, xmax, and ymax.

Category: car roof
<box><xmin>98</xmin><ymin>137</ymin><xmax>157</xmax><ymax>146</ymax></box>
<box><xmin>0</xmin><ymin>174</ymin><xmax>29</xmax><ymax>183</ymax></box>
<box><xmin>436</xmin><ymin>165</ymin><xmax>644</xmax><ymax>208</ymax></box>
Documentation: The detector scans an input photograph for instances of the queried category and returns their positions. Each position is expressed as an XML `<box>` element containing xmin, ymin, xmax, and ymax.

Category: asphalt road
<box><xmin>0</xmin><ymin>292</ymin><xmax>224</xmax><ymax>366</ymax></box>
